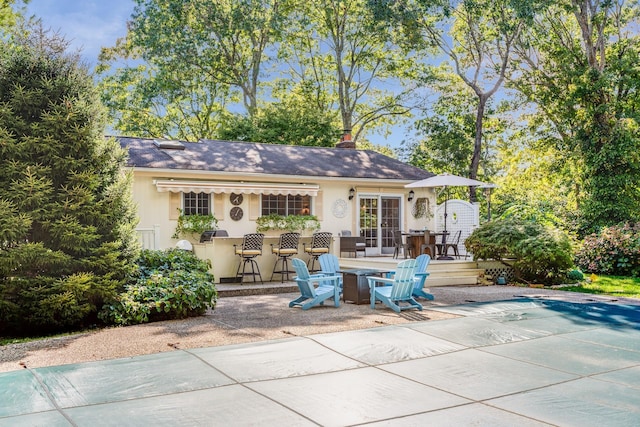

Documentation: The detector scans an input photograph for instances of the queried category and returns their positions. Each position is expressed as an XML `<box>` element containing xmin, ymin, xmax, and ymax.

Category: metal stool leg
<box><xmin>271</xmin><ymin>256</ymin><xmax>281</xmax><ymax>282</ymax></box>
<box><xmin>282</xmin><ymin>256</ymin><xmax>291</xmax><ymax>281</ymax></box>
<box><xmin>237</xmin><ymin>256</ymin><xmax>263</xmax><ymax>284</ymax></box>
<box><xmin>236</xmin><ymin>257</ymin><xmax>245</xmax><ymax>283</ymax></box>
<box><xmin>271</xmin><ymin>254</ymin><xmax>292</xmax><ymax>282</ymax></box>
<box><xmin>250</xmin><ymin>257</ymin><xmax>263</xmax><ymax>284</ymax></box>
<box><xmin>309</xmin><ymin>254</ymin><xmax>319</xmax><ymax>273</ymax></box>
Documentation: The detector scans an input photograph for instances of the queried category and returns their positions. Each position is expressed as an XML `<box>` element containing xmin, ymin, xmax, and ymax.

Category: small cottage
<box><xmin>119</xmin><ymin>136</ymin><xmax>438</xmax><ymax>282</ymax></box>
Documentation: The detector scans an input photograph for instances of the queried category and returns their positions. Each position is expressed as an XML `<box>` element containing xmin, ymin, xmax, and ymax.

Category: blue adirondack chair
<box><xmin>413</xmin><ymin>254</ymin><xmax>434</xmax><ymax>300</ymax></box>
<box><xmin>318</xmin><ymin>253</ymin><xmax>343</xmax><ymax>289</ymax></box>
<box><xmin>368</xmin><ymin>258</ymin><xmax>422</xmax><ymax>313</ymax></box>
<box><xmin>289</xmin><ymin>258</ymin><xmax>342</xmax><ymax>310</ymax></box>
<box><xmin>381</xmin><ymin>254</ymin><xmax>434</xmax><ymax>300</ymax></box>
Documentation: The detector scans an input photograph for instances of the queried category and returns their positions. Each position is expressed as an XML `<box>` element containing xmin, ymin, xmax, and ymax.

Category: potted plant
<box><xmin>172</xmin><ymin>209</ymin><xmax>218</xmax><ymax>239</ymax></box>
<box><xmin>256</xmin><ymin>214</ymin><xmax>321</xmax><ymax>233</ymax></box>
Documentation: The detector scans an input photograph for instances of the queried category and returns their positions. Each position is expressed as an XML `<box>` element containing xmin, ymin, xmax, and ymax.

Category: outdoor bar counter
<box><xmin>192</xmin><ymin>235</ymin><xmax>338</xmax><ymax>283</ymax></box>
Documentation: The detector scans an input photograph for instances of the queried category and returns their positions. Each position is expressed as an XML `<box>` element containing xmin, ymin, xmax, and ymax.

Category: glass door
<box><xmin>380</xmin><ymin>196</ymin><xmax>401</xmax><ymax>255</ymax></box>
<box><xmin>359</xmin><ymin>197</ymin><xmax>378</xmax><ymax>253</ymax></box>
<box><xmin>358</xmin><ymin>195</ymin><xmax>402</xmax><ymax>255</ymax></box>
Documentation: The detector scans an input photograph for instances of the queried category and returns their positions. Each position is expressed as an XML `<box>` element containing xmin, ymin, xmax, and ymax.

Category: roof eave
<box><xmin>127</xmin><ymin>166</ymin><xmax>420</xmax><ymax>186</ymax></box>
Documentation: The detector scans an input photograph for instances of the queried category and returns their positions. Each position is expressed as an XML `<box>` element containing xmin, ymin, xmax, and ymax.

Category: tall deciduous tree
<box><xmin>408</xmin><ymin>74</ymin><xmax>500</xmax><ymax>177</ymax></box>
<box><xmin>278</xmin><ymin>0</ymin><xmax>426</xmax><ymax>144</ymax></box>
<box><xmin>370</xmin><ymin>0</ymin><xmax>532</xmax><ymax>201</ymax></box>
<box><xmin>99</xmin><ymin>0</ymin><xmax>425</xmax><ymax>146</ymax></box>
<box><xmin>511</xmin><ymin>0</ymin><xmax>640</xmax><ymax>233</ymax></box>
<box><xmin>0</xmin><ymin>27</ymin><xmax>139</xmax><ymax>336</ymax></box>
<box><xmin>98</xmin><ymin>0</ymin><xmax>290</xmax><ymax>140</ymax></box>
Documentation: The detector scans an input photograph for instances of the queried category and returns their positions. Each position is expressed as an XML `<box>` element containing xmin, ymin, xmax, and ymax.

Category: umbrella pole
<box><xmin>437</xmin><ymin>186</ymin><xmax>454</xmax><ymax>260</ymax></box>
<box><xmin>443</xmin><ymin>187</ymin><xmax>448</xmax><ymax>233</ymax></box>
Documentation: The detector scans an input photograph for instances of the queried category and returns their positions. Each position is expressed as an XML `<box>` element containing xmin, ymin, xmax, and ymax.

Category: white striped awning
<box><xmin>153</xmin><ymin>180</ymin><xmax>319</xmax><ymax>196</ymax></box>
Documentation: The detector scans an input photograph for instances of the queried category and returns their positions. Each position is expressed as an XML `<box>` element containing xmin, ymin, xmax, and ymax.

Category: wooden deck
<box><xmin>217</xmin><ymin>255</ymin><xmax>484</xmax><ymax>297</ymax></box>
<box><xmin>338</xmin><ymin>256</ymin><xmax>483</xmax><ymax>286</ymax></box>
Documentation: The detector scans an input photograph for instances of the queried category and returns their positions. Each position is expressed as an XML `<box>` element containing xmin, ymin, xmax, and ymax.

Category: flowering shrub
<box><xmin>575</xmin><ymin>223</ymin><xmax>640</xmax><ymax>277</ymax></box>
<box><xmin>465</xmin><ymin>218</ymin><xmax>574</xmax><ymax>284</ymax></box>
<box><xmin>100</xmin><ymin>249</ymin><xmax>217</xmax><ymax>325</ymax></box>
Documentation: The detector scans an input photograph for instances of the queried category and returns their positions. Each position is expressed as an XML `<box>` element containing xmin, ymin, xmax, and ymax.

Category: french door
<box><xmin>358</xmin><ymin>195</ymin><xmax>402</xmax><ymax>255</ymax></box>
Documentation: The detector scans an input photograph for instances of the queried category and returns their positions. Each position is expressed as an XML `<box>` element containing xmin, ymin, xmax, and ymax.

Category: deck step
<box><xmin>424</xmin><ymin>275</ymin><xmax>481</xmax><ymax>286</ymax></box>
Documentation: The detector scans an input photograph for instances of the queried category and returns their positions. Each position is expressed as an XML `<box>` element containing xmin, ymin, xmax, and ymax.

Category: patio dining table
<box><xmin>403</xmin><ymin>231</ymin><xmax>450</xmax><ymax>259</ymax></box>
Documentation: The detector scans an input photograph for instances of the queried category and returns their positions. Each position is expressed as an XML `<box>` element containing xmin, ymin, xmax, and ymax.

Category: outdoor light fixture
<box><xmin>408</xmin><ymin>190</ymin><xmax>415</xmax><ymax>202</ymax></box>
<box><xmin>348</xmin><ymin>188</ymin><xmax>355</xmax><ymax>200</ymax></box>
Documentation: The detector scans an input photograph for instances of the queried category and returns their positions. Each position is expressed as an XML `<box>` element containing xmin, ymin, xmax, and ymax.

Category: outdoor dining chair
<box><xmin>392</xmin><ymin>230</ymin><xmax>413</xmax><ymax>259</ymax></box>
<box><xmin>368</xmin><ymin>258</ymin><xmax>422</xmax><ymax>313</ymax></box>
<box><xmin>289</xmin><ymin>258</ymin><xmax>341</xmax><ymax>310</ymax></box>
<box><xmin>419</xmin><ymin>230</ymin><xmax>438</xmax><ymax>258</ymax></box>
<box><xmin>442</xmin><ymin>229</ymin><xmax>463</xmax><ymax>259</ymax></box>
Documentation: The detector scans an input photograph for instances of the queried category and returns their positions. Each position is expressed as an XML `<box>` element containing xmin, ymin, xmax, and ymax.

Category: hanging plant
<box><xmin>411</xmin><ymin>197</ymin><xmax>434</xmax><ymax>219</ymax></box>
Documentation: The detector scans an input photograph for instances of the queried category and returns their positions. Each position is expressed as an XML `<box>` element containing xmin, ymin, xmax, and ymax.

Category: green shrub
<box><xmin>567</xmin><ymin>269</ymin><xmax>585</xmax><ymax>282</ymax></box>
<box><xmin>100</xmin><ymin>249</ymin><xmax>217</xmax><ymax>325</ymax></box>
<box><xmin>574</xmin><ymin>223</ymin><xmax>640</xmax><ymax>277</ymax></box>
<box><xmin>136</xmin><ymin>247</ymin><xmax>213</xmax><ymax>277</ymax></box>
<box><xmin>465</xmin><ymin>218</ymin><xmax>574</xmax><ymax>285</ymax></box>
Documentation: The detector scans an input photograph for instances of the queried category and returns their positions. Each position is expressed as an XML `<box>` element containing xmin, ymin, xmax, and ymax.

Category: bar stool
<box><xmin>303</xmin><ymin>232</ymin><xmax>332</xmax><ymax>272</ymax></box>
<box><xmin>234</xmin><ymin>233</ymin><xmax>264</xmax><ymax>283</ymax></box>
<box><xmin>270</xmin><ymin>232</ymin><xmax>300</xmax><ymax>282</ymax></box>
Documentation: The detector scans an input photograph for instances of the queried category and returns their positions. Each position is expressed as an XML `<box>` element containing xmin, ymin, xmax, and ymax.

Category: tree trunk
<box><xmin>469</xmin><ymin>94</ymin><xmax>487</xmax><ymax>202</ymax></box>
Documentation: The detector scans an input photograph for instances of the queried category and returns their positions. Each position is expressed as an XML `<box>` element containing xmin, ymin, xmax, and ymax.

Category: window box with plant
<box><xmin>172</xmin><ymin>209</ymin><xmax>218</xmax><ymax>239</ymax></box>
<box><xmin>255</xmin><ymin>214</ymin><xmax>321</xmax><ymax>233</ymax></box>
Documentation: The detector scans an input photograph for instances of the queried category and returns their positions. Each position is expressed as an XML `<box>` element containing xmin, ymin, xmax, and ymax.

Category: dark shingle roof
<box><xmin>118</xmin><ymin>136</ymin><xmax>433</xmax><ymax>181</ymax></box>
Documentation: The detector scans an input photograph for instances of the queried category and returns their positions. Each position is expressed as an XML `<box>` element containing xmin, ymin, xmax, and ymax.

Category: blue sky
<box><xmin>25</xmin><ymin>0</ymin><xmax>135</xmax><ymax>66</ymax></box>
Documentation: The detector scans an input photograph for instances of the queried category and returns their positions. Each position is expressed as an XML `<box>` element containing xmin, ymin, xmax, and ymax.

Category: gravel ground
<box><xmin>1</xmin><ymin>285</ymin><xmax>637</xmax><ymax>373</ymax></box>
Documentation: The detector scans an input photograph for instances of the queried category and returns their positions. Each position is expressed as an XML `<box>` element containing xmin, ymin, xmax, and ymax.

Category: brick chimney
<box><xmin>336</xmin><ymin>130</ymin><xmax>355</xmax><ymax>149</ymax></box>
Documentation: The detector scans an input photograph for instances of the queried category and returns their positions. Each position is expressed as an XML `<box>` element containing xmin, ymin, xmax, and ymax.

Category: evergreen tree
<box><xmin>0</xmin><ymin>29</ymin><xmax>139</xmax><ymax>336</ymax></box>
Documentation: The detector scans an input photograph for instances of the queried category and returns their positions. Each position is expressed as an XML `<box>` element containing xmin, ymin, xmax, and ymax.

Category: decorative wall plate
<box><xmin>332</xmin><ymin>198</ymin><xmax>348</xmax><ymax>218</ymax></box>
<box><xmin>230</xmin><ymin>206</ymin><xmax>243</xmax><ymax>221</ymax></box>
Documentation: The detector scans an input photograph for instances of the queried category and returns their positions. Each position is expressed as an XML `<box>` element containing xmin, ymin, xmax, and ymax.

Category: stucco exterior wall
<box><xmin>130</xmin><ymin>169</ymin><xmax>437</xmax><ymax>281</ymax></box>
<box><xmin>131</xmin><ymin>171</ymin><xmax>435</xmax><ymax>248</ymax></box>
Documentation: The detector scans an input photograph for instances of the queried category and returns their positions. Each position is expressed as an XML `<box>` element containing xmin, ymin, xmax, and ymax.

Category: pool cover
<box><xmin>1</xmin><ymin>298</ymin><xmax>639</xmax><ymax>426</ymax></box>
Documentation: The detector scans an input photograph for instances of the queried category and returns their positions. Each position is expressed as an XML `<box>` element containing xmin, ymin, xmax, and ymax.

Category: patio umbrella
<box><xmin>405</xmin><ymin>173</ymin><xmax>489</xmax><ymax>259</ymax></box>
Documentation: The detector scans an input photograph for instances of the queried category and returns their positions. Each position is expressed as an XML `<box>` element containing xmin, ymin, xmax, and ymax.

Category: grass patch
<box><xmin>0</xmin><ymin>336</ymin><xmax>35</xmax><ymax>346</ymax></box>
<box><xmin>1</xmin><ymin>330</ymin><xmax>89</xmax><ymax>346</ymax></box>
<box><xmin>559</xmin><ymin>275</ymin><xmax>640</xmax><ymax>299</ymax></box>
